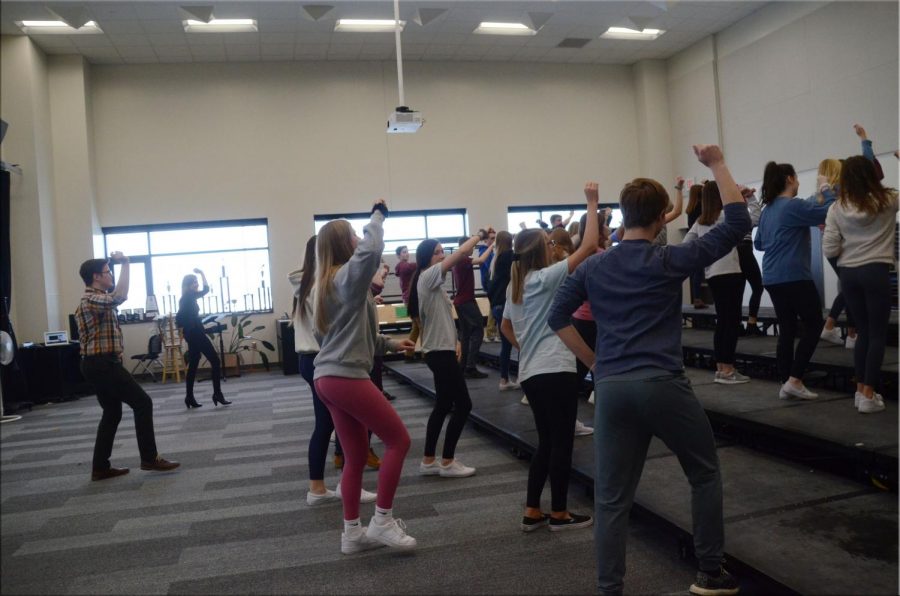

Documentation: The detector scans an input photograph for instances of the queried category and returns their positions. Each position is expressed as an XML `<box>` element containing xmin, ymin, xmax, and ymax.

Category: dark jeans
<box><xmin>424</xmin><ymin>350</ymin><xmax>472</xmax><ymax>459</ymax></box>
<box><xmin>840</xmin><ymin>263</ymin><xmax>891</xmax><ymax>388</ymax></box>
<box><xmin>183</xmin><ymin>326</ymin><xmax>222</xmax><ymax>397</ymax></box>
<box><xmin>690</xmin><ymin>269</ymin><xmax>705</xmax><ymax>303</ymax></box>
<box><xmin>299</xmin><ymin>353</ymin><xmax>333</xmax><ymax>481</ymax></box>
<box><xmin>455</xmin><ymin>299</ymin><xmax>484</xmax><ymax>370</ymax></box>
<box><xmin>707</xmin><ymin>273</ymin><xmax>745</xmax><ymax>365</ymax></box>
<box><xmin>737</xmin><ymin>240</ymin><xmax>763</xmax><ymax>318</ymax></box>
<box><xmin>766</xmin><ymin>280</ymin><xmax>823</xmax><ymax>382</ymax></box>
<box><xmin>520</xmin><ymin>372</ymin><xmax>579</xmax><ymax>512</ymax></box>
<box><xmin>593</xmin><ymin>369</ymin><xmax>724</xmax><ymax>593</ymax></box>
<box><xmin>491</xmin><ymin>304</ymin><xmax>512</xmax><ymax>380</ymax></box>
<box><xmin>81</xmin><ymin>355</ymin><xmax>158</xmax><ymax>470</ymax></box>
<box><xmin>573</xmin><ymin>316</ymin><xmax>597</xmax><ymax>392</ymax></box>
<box><xmin>826</xmin><ymin>257</ymin><xmax>854</xmax><ymax>327</ymax></box>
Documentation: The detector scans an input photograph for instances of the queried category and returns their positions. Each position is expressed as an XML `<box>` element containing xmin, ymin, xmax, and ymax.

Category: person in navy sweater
<box><xmin>548</xmin><ymin>145</ymin><xmax>748</xmax><ymax>596</ymax></box>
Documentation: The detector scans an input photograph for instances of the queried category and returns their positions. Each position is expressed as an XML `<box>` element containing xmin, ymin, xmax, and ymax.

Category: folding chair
<box><xmin>130</xmin><ymin>334</ymin><xmax>163</xmax><ymax>381</ymax></box>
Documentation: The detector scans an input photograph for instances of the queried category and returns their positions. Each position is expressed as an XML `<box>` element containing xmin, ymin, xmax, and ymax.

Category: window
<box><xmin>314</xmin><ymin>208</ymin><xmax>468</xmax><ymax>255</ymax></box>
<box><xmin>507</xmin><ymin>204</ymin><xmax>623</xmax><ymax>234</ymax></box>
<box><xmin>102</xmin><ymin>219</ymin><xmax>272</xmax><ymax>318</ymax></box>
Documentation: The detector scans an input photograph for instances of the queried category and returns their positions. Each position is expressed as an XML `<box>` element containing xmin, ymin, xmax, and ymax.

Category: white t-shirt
<box><xmin>684</xmin><ymin>216</ymin><xmax>742</xmax><ymax>279</ymax></box>
<box><xmin>503</xmin><ymin>259</ymin><xmax>576</xmax><ymax>382</ymax></box>
<box><xmin>418</xmin><ymin>264</ymin><xmax>457</xmax><ymax>353</ymax></box>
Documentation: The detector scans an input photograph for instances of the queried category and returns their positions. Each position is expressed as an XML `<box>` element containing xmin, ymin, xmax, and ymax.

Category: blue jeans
<box><xmin>491</xmin><ymin>304</ymin><xmax>512</xmax><ymax>380</ymax></box>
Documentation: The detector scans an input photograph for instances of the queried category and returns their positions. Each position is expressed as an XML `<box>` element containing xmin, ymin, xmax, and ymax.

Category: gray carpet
<box><xmin>2</xmin><ymin>371</ymin><xmax>700</xmax><ymax>595</ymax></box>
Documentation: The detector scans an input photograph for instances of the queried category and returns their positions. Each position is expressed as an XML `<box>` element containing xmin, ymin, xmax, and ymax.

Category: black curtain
<box><xmin>1</xmin><ymin>169</ymin><xmax>28</xmax><ymax>407</ymax></box>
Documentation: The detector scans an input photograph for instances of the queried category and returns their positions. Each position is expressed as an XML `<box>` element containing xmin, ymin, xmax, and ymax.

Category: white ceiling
<box><xmin>0</xmin><ymin>1</ymin><xmax>767</xmax><ymax>65</ymax></box>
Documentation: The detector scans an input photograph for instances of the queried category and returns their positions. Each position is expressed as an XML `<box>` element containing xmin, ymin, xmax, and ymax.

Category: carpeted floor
<box><xmin>2</xmin><ymin>370</ymin><xmax>699</xmax><ymax>595</ymax></box>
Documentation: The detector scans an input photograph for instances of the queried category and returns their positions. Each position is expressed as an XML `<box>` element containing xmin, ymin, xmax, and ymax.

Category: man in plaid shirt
<box><xmin>76</xmin><ymin>252</ymin><xmax>180</xmax><ymax>481</ymax></box>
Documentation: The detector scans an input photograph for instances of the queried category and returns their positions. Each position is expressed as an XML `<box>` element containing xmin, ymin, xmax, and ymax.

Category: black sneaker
<box><xmin>520</xmin><ymin>514</ymin><xmax>550</xmax><ymax>533</ymax></box>
<box><xmin>548</xmin><ymin>513</ymin><xmax>593</xmax><ymax>532</ymax></box>
<box><xmin>464</xmin><ymin>368</ymin><xmax>488</xmax><ymax>379</ymax></box>
<box><xmin>689</xmin><ymin>567</ymin><xmax>740</xmax><ymax>596</ymax></box>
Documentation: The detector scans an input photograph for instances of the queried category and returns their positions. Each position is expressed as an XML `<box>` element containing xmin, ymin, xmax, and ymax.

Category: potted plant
<box><xmin>203</xmin><ymin>314</ymin><xmax>275</xmax><ymax>375</ymax></box>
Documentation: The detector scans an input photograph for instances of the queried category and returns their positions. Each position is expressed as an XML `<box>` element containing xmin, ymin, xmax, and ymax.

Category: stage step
<box><xmin>383</xmin><ymin>359</ymin><xmax>898</xmax><ymax>595</ymax></box>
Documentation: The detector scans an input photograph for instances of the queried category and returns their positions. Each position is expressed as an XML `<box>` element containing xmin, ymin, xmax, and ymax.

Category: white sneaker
<box><xmin>520</xmin><ymin>394</ymin><xmax>529</xmax><ymax>405</ymax></box>
<box><xmin>588</xmin><ymin>391</ymin><xmax>594</xmax><ymax>405</ymax></box>
<box><xmin>365</xmin><ymin>517</ymin><xmax>417</xmax><ymax>550</ymax></box>
<box><xmin>574</xmin><ymin>420</ymin><xmax>594</xmax><ymax>436</ymax></box>
<box><xmin>714</xmin><ymin>370</ymin><xmax>751</xmax><ymax>385</ymax></box>
<box><xmin>307</xmin><ymin>488</ymin><xmax>340</xmax><ymax>507</ymax></box>
<box><xmin>439</xmin><ymin>459</ymin><xmax>476</xmax><ymax>478</ymax></box>
<box><xmin>341</xmin><ymin>524</ymin><xmax>385</xmax><ymax>554</ymax></box>
<box><xmin>854</xmin><ymin>391</ymin><xmax>885</xmax><ymax>408</ymax></box>
<box><xmin>499</xmin><ymin>379</ymin><xmax>520</xmax><ymax>391</ymax></box>
<box><xmin>857</xmin><ymin>393</ymin><xmax>886</xmax><ymax>414</ymax></box>
<box><xmin>820</xmin><ymin>327</ymin><xmax>843</xmax><ymax>345</ymax></box>
<box><xmin>419</xmin><ymin>460</ymin><xmax>441</xmax><ymax>476</ymax></box>
<box><xmin>335</xmin><ymin>482</ymin><xmax>377</xmax><ymax>504</ymax></box>
<box><xmin>845</xmin><ymin>335</ymin><xmax>857</xmax><ymax>350</ymax></box>
<box><xmin>779</xmin><ymin>382</ymin><xmax>818</xmax><ymax>400</ymax></box>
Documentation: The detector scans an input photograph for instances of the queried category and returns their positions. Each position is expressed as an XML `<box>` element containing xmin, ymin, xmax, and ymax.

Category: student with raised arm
<box><xmin>177</xmin><ymin>268</ymin><xmax>230</xmax><ymax>408</ymax></box>
<box><xmin>501</xmin><ymin>183</ymin><xmax>599</xmax><ymax>533</ymax></box>
<box><xmin>313</xmin><ymin>200</ymin><xmax>417</xmax><ymax>554</ymax></box>
<box><xmin>408</xmin><ymin>233</ymin><xmax>482</xmax><ymax>478</ymax></box>
<box><xmin>454</xmin><ymin>234</ymin><xmax>491</xmax><ymax>378</ymax></box>
<box><xmin>754</xmin><ymin>161</ymin><xmax>836</xmax><ymax>400</ymax></box>
<box><xmin>548</xmin><ymin>146</ymin><xmax>749</xmax><ymax>596</ymax></box>
<box><xmin>823</xmin><ymin>156</ymin><xmax>898</xmax><ymax>414</ymax></box>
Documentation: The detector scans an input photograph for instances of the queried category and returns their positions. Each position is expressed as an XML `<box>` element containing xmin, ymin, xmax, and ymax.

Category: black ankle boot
<box><xmin>212</xmin><ymin>393</ymin><xmax>232</xmax><ymax>406</ymax></box>
<box><xmin>185</xmin><ymin>395</ymin><xmax>202</xmax><ymax>409</ymax></box>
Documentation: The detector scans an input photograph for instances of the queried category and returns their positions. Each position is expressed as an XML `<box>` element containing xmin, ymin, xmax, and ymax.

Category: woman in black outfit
<box><xmin>177</xmin><ymin>268</ymin><xmax>231</xmax><ymax>408</ymax></box>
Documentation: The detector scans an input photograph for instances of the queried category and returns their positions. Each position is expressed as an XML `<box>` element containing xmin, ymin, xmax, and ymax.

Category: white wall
<box><xmin>88</xmin><ymin>60</ymin><xmax>641</xmax><ymax>362</ymax></box>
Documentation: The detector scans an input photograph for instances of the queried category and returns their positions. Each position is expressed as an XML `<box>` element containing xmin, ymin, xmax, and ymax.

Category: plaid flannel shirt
<box><xmin>75</xmin><ymin>287</ymin><xmax>126</xmax><ymax>357</ymax></box>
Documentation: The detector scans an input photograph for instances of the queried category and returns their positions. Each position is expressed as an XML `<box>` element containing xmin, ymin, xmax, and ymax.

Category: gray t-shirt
<box><xmin>418</xmin><ymin>264</ymin><xmax>457</xmax><ymax>353</ymax></box>
<box><xmin>503</xmin><ymin>259</ymin><xmax>575</xmax><ymax>383</ymax></box>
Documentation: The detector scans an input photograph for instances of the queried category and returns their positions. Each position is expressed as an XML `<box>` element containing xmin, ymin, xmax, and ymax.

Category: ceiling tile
<box><xmin>140</xmin><ymin>19</ymin><xmax>184</xmax><ymax>34</ymax></box>
<box><xmin>116</xmin><ymin>46</ymin><xmax>157</xmax><ymax>58</ymax></box>
<box><xmin>98</xmin><ymin>20</ymin><xmax>145</xmax><ymax>34</ymax></box>
<box><xmin>123</xmin><ymin>56</ymin><xmax>160</xmax><ymax>64</ymax></box>
<box><xmin>107</xmin><ymin>33</ymin><xmax>151</xmax><ymax>47</ymax></box>
<box><xmin>132</xmin><ymin>3</ymin><xmax>182</xmax><ymax>20</ymax></box>
<box><xmin>89</xmin><ymin>3</ymin><xmax>139</xmax><ymax>21</ymax></box>
<box><xmin>261</xmin><ymin>43</ymin><xmax>294</xmax><ymax>55</ymax></box>
<box><xmin>147</xmin><ymin>33</ymin><xmax>187</xmax><ymax>46</ymax></box>
<box><xmin>190</xmin><ymin>46</ymin><xmax>226</xmax><ymax>58</ymax></box>
<box><xmin>90</xmin><ymin>55</ymin><xmax>124</xmax><ymax>64</ymax></box>
<box><xmin>259</xmin><ymin>32</ymin><xmax>297</xmax><ymax>44</ymax></box>
<box><xmin>258</xmin><ymin>18</ymin><xmax>301</xmax><ymax>33</ymax></box>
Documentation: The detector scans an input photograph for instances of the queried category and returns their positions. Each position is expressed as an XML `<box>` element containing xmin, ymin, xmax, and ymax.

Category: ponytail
<box><xmin>407</xmin><ymin>239</ymin><xmax>438</xmax><ymax>319</ymax></box>
<box><xmin>760</xmin><ymin>161</ymin><xmax>796</xmax><ymax>205</ymax></box>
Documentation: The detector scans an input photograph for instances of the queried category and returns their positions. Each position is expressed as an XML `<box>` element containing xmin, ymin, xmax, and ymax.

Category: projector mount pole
<box><xmin>394</xmin><ymin>0</ymin><xmax>406</xmax><ymax>110</ymax></box>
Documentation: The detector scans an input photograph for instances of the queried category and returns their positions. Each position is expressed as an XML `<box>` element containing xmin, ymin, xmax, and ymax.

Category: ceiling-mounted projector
<box><xmin>387</xmin><ymin>106</ymin><xmax>424</xmax><ymax>134</ymax></box>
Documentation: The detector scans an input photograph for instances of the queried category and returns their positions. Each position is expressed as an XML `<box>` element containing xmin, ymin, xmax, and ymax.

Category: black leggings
<box><xmin>766</xmin><ymin>280</ymin><xmax>823</xmax><ymax>382</ymax></box>
<box><xmin>456</xmin><ymin>300</ymin><xmax>484</xmax><ymax>370</ymax></box>
<box><xmin>520</xmin><ymin>372</ymin><xmax>579</xmax><ymax>512</ymax></box>
<box><xmin>826</xmin><ymin>257</ymin><xmax>854</xmax><ymax>327</ymax></box>
<box><xmin>707</xmin><ymin>273</ymin><xmax>745</xmax><ymax>365</ymax></box>
<box><xmin>737</xmin><ymin>240</ymin><xmax>763</xmax><ymax>319</ymax></box>
<box><xmin>183</xmin><ymin>326</ymin><xmax>222</xmax><ymax>397</ymax></box>
<box><xmin>840</xmin><ymin>264</ymin><xmax>891</xmax><ymax>388</ymax></box>
<box><xmin>573</xmin><ymin>317</ymin><xmax>597</xmax><ymax>393</ymax></box>
<box><xmin>299</xmin><ymin>353</ymin><xmax>332</xmax><ymax>481</ymax></box>
<box><xmin>424</xmin><ymin>350</ymin><xmax>473</xmax><ymax>459</ymax></box>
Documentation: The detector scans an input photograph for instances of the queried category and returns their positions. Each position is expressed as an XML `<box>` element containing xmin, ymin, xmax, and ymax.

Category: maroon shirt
<box><xmin>452</xmin><ymin>259</ymin><xmax>475</xmax><ymax>306</ymax></box>
<box><xmin>395</xmin><ymin>261</ymin><xmax>417</xmax><ymax>304</ymax></box>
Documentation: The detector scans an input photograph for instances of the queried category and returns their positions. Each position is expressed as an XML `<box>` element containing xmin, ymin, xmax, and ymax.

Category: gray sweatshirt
<box><xmin>313</xmin><ymin>211</ymin><xmax>400</xmax><ymax>379</ymax></box>
<box><xmin>822</xmin><ymin>191</ymin><xmax>899</xmax><ymax>268</ymax></box>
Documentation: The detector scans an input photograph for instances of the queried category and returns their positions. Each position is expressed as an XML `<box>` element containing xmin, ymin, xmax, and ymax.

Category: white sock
<box><xmin>374</xmin><ymin>508</ymin><xmax>392</xmax><ymax>524</ymax></box>
<box><xmin>344</xmin><ymin>518</ymin><xmax>361</xmax><ymax>532</ymax></box>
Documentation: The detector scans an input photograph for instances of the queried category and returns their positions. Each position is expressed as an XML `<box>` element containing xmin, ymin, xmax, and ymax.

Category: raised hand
<box><xmin>193</xmin><ymin>268</ymin><xmax>203</xmax><ymax>275</ymax></box>
<box><xmin>371</xmin><ymin>198</ymin><xmax>388</xmax><ymax>216</ymax></box>
<box><xmin>853</xmin><ymin>123</ymin><xmax>867</xmax><ymax>140</ymax></box>
<box><xmin>693</xmin><ymin>144</ymin><xmax>724</xmax><ymax>167</ymax></box>
<box><xmin>109</xmin><ymin>251</ymin><xmax>128</xmax><ymax>264</ymax></box>
<box><xmin>675</xmin><ymin>176</ymin><xmax>685</xmax><ymax>191</ymax></box>
<box><xmin>739</xmin><ymin>185</ymin><xmax>756</xmax><ymax>199</ymax></box>
<box><xmin>584</xmin><ymin>182</ymin><xmax>599</xmax><ymax>204</ymax></box>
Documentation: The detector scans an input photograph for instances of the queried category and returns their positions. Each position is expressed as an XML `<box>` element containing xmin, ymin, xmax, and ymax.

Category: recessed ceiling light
<box><xmin>183</xmin><ymin>19</ymin><xmax>257</xmax><ymax>33</ymax></box>
<box><xmin>474</xmin><ymin>22</ymin><xmax>536</xmax><ymax>36</ymax></box>
<box><xmin>334</xmin><ymin>19</ymin><xmax>405</xmax><ymax>33</ymax></box>
<box><xmin>19</xmin><ymin>20</ymin><xmax>103</xmax><ymax>34</ymax></box>
<box><xmin>600</xmin><ymin>27</ymin><xmax>664</xmax><ymax>40</ymax></box>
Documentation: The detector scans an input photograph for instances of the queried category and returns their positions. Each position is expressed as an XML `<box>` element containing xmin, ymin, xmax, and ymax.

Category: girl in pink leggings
<box><xmin>313</xmin><ymin>199</ymin><xmax>417</xmax><ymax>554</ymax></box>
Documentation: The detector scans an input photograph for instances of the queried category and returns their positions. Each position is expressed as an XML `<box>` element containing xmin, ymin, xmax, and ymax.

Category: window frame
<box><xmin>313</xmin><ymin>208</ymin><xmax>469</xmax><ymax>252</ymax></box>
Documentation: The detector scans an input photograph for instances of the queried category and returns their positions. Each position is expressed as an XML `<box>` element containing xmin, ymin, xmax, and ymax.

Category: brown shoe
<box><xmin>366</xmin><ymin>447</ymin><xmax>381</xmax><ymax>470</ymax></box>
<box><xmin>91</xmin><ymin>467</ymin><xmax>129</xmax><ymax>481</ymax></box>
<box><xmin>334</xmin><ymin>454</ymin><xmax>344</xmax><ymax>470</ymax></box>
<box><xmin>140</xmin><ymin>455</ymin><xmax>181</xmax><ymax>472</ymax></box>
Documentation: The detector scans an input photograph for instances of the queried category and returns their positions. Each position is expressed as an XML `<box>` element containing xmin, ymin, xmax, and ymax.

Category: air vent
<box><xmin>556</xmin><ymin>38</ymin><xmax>591</xmax><ymax>49</ymax></box>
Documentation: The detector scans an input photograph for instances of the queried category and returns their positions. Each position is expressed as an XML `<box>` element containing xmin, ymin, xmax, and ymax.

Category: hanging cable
<box><xmin>394</xmin><ymin>0</ymin><xmax>405</xmax><ymax>108</ymax></box>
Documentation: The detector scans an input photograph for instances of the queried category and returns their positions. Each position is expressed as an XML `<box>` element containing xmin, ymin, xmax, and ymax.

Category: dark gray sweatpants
<box><xmin>593</xmin><ymin>367</ymin><xmax>724</xmax><ymax>595</ymax></box>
